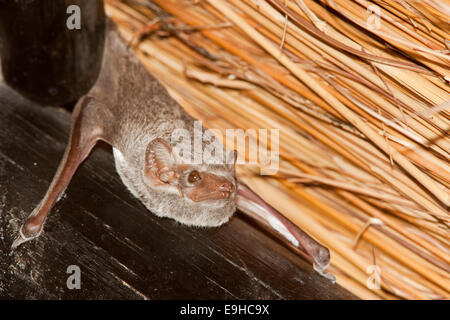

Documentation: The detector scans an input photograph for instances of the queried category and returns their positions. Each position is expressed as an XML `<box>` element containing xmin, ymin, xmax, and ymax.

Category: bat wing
<box><xmin>12</xmin><ymin>95</ymin><xmax>114</xmax><ymax>248</ymax></box>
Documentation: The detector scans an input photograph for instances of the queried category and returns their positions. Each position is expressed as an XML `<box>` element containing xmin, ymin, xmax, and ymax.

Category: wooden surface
<box><xmin>0</xmin><ymin>83</ymin><xmax>356</xmax><ymax>299</ymax></box>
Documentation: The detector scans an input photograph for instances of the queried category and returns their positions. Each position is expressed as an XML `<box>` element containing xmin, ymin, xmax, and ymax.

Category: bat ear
<box><xmin>145</xmin><ymin>138</ymin><xmax>178</xmax><ymax>183</ymax></box>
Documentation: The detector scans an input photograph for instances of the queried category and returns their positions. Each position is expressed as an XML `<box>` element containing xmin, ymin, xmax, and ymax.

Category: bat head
<box><xmin>144</xmin><ymin>138</ymin><xmax>237</xmax><ymax>227</ymax></box>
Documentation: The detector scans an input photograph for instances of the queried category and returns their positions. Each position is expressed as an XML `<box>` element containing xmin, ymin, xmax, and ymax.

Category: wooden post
<box><xmin>0</xmin><ymin>0</ymin><xmax>105</xmax><ymax>106</ymax></box>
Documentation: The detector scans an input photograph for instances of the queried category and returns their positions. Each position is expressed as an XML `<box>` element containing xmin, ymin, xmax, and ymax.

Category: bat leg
<box><xmin>12</xmin><ymin>96</ymin><xmax>109</xmax><ymax>248</ymax></box>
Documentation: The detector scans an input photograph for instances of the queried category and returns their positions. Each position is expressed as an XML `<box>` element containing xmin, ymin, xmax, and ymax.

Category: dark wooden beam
<box><xmin>0</xmin><ymin>83</ymin><xmax>356</xmax><ymax>299</ymax></box>
<box><xmin>0</xmin><ymin>0</ymin><xmax>105</xmax><ymax>106</ymax></box>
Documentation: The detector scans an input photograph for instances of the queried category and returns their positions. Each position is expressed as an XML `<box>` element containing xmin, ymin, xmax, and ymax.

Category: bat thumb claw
<box><xmin>11</xmin><ymin>227</ymin><xmax>39</xmax><ymax>249</ymax></box>
<box><xmin>313</xmin><ymin>262</ymin><xmax>336</xmax><ymax>283</ymax></box>
<box><xmin>11</xmin><ymin>235</ymin><xmax>26</xmax><ymax>249</ymax></box>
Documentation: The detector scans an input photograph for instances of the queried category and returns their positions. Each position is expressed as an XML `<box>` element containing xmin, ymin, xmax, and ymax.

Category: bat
<box><xmin>12</xmin><ymin>19</ymin><xmax>332</xmax><ymax>280</ymax></box>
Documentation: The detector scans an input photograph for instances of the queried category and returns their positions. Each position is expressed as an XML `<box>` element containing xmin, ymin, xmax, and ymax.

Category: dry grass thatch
<box><xmin>105</xmin><ymin>0</ymin><xmax>449</xmax><ymax>299</ymax></box>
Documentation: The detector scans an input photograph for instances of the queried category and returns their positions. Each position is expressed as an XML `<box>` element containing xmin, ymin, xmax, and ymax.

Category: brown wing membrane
<box><xmin>12</xmin><ymin>96</ymin><xmax>112</xmax><ymax>248</ymax></box>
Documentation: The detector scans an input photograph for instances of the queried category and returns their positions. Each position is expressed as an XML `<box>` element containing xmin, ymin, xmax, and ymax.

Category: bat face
<box><xmin>179</xmin><ymin>167</ymin><xmax>236</xmax><ymax>202</ymax></box>
<box><xmin>142</xmin><ymin>138</ymin><xmax>237</xmax><ymax>227</ymax></box>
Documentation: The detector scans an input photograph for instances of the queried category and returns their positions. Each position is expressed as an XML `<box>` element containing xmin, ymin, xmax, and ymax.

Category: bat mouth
<box><xmin>187</xmin><ymin>180</ymin><xmax>236</xmax><ymax>202</ymax></box>
<box><xmin>188</xmin><ymin>190</ymin><xmax>233</xmax><ymax>202</ymax></box>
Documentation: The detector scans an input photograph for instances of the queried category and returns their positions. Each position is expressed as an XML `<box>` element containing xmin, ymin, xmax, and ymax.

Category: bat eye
<box><xmin>188</xmin><ymin>170</ymin><xmax>201</xmax><ymax>183</ymax></box>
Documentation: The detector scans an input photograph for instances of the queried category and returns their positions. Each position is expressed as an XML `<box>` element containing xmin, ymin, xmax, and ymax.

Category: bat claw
<box><xmin>313</xmin><ymin>263</ymin><xmax>336</xmax><ymax>283</ymax></box>
<box><xmin>11</xmin><ymin>226</ymin><xmax>40</xmax><ymax>249</ymax></box>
